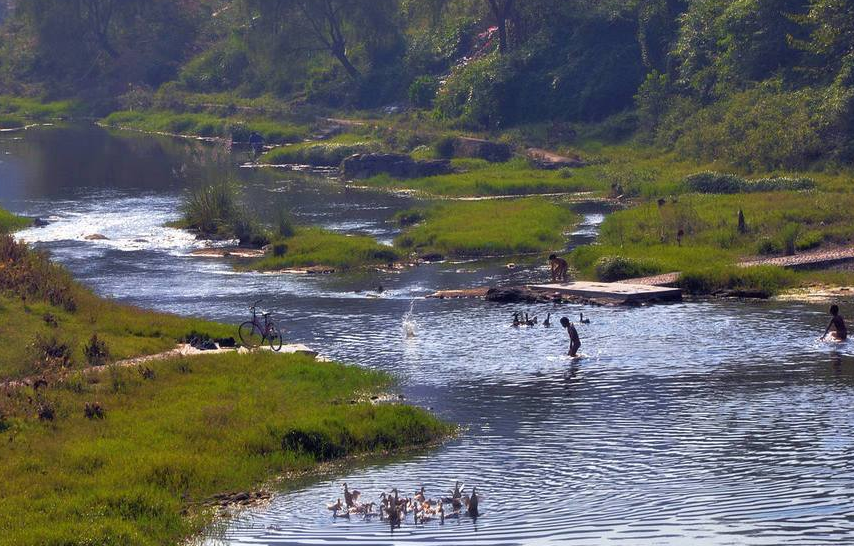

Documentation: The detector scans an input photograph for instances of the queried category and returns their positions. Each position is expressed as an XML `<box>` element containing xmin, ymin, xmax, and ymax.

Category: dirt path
<box><xmin>1</xmin><ymin>344</ymin><xmax>319</xmax><ymax>391</ymax></box>
<box><xmin>626</xmin><ymin>247</ymin><xmax>854</xmax><ymax>287</ymax></box>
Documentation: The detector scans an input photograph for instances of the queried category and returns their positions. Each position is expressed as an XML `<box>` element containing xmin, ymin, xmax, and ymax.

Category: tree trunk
<box><xmin>496</xmin><ymin>17</ymin><xmax>508</xmax><ymax>54</ymax></box>
<box><xmin>332</xmin><ymin>43</ymin><xmax>361</xmax><ymax>80</ymax></box>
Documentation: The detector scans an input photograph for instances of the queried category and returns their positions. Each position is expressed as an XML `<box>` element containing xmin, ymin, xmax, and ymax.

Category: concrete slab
<box><xmin>529</xmin><ymin>281</ymin><xmax>682</xmax><ymax>302</ymax></box>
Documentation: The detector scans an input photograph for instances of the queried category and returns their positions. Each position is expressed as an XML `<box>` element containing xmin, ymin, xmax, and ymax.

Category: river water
<box><xmin>3</xmin><ymin>125</ymin><xmax>854</xmax><ymax>545</ymax></box>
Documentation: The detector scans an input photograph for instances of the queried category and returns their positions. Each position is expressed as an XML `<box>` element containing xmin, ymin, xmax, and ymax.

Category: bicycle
<box><xmin>238</xmin><ymin>299</ymin><xmax>284</xmax><ymax>352</ymax></box>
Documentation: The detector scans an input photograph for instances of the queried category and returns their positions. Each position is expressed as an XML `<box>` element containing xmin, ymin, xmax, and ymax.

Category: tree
<box><xmin>487</xmin><ymin>0</ymin><xmax>514</xmax><ymax>53</ymax></box>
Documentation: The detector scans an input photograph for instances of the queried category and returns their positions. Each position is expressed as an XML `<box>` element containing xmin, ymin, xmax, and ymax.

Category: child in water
<box><xmin>822</xmin><ymin>305</ymin><xmax>848</xmax><ymax>341</ymax></box>
<box><xmin>560</xmin><ymin>317</ymin><xmax>581</xmax><ymax>357</ymax></box>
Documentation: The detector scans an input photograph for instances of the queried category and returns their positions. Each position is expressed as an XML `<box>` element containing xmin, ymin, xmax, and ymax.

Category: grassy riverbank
<box><xmin>0</xmin><ymin>209</ymin><xmax>30</xmax><ymax>233</ymax></box>
<box><xmin>0</xmin><ymin>214</ymin><xmax>449</xmax><ymax>546</ymax></box>
<box><xmin>395</xmin><ymin>198</ymin><xmax>578</xmax><ymax>258</ymax></box>
<box><xmin>102</xmin><ymin>110</ymin><xmax>309</xmax><ymax>144</ymax></box>
<box><xmin>248</xmin><ymin>227</ymin><xmax>399</xmax><ymax>271</ymax></box>
<box><xmin>0</xmin><ymin>96</ymin><xmax>83</xmax><ymax>129</ymax></box>
<box><xmin>0</xmin><ymin>351</ymin><xmax>449</xmax><ymax>546</ymax></box>
<box><xmin>261</xmin><ymin>134</ymin><xmax>381</xmax><ymax>166</ymax></box>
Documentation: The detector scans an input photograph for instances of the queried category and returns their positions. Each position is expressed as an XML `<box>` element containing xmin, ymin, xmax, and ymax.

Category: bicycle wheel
<box><xmin>238</xmin><ymin>321</ymin><xmax>264</xmax><ymax>349</ymax></box>
<box><xmin>267</xmin><ymin>325</ymin><xmax>284</xmax><ymax>352</ymax></box>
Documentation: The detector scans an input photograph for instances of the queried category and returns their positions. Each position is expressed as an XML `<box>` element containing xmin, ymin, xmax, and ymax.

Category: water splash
<box><xmin>402</xmin><ymin>300</ymin><xmax>417</xmax><ymax>339</ymax></box>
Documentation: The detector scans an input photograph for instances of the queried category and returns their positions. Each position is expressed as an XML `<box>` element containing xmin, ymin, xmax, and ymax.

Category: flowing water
<box><xmin>3</xmin><ymin>125</ymin><xmax>854</xmax><ymax>545</ymax></box>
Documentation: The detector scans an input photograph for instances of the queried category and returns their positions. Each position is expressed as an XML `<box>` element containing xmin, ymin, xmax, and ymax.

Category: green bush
<box><xmin>408</xmin><ymin>76</ymin><xmax>439</xmax><ymax>108</ymax></box>
<box><xmin>594</xmin><ymin>255</ymin><xmax>662</xmax><ymax>282</ymax></box>
<box><xmin>434</xmin><ymin>135</ymin><xmax>456</xmax><ymax>159</ymax></box>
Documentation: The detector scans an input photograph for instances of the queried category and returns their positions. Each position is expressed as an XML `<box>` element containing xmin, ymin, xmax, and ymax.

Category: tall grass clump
<box><xmin>176</xmin><ymin>183</ymin><xmax>269</xmax><ymax>247</ymax></box>
<box><xmin>395</xmin><ymin>198</ymin><xmax>578</xmax><ymax>258</ymax></box>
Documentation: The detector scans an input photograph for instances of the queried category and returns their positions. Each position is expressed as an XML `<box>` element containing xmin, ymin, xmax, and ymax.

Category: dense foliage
<box><xmin>1</xmin><ymin>0</ymin><xmax>853</xmax><ymax>167</ymax></box>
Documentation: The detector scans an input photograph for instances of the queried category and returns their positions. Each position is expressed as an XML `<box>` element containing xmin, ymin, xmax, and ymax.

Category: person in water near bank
<box><xmin>822</xmin><ymin>305</ymin><xmax>848</xmax><ymax>341</ymax></box>
<box><xmin>560</xmin><ymin>317</ymin><xmax>581</xmax><ymax>357</ymax></box>
<box><xmin>249</xmin><ymin>131</ymin><xmax>265</xmax><ymax>158</ymax></box>
<box><xmin>549</xmin><ymin>254</ymin><xmax>568</xmax><ymax>282</ymax></box>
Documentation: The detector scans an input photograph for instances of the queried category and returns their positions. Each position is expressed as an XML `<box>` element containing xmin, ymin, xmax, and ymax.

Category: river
<box><xmin>2</xmin><ymin>124</ymin><xmax>854</xmax><ymax>545</ymax></box>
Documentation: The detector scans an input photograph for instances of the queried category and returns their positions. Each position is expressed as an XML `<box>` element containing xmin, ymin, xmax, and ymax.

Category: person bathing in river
<box><xmin>560</xmin><ymin>317</ymin><xmax>581</xmax><ymax>357</ymax></box>
<box><xmin>822</xmin><ymin>305</ymin><xmax>848</xmax><ymax>341</ymax></box>
<box><xmin>549</xmin><ymin>254</ymin><xmax>568</xmax><ymax>283</ymax></box>
<box><xmin>249</xmin><ymin>131</ymin><xmax>265</xmax><ymax>159</ymax></box>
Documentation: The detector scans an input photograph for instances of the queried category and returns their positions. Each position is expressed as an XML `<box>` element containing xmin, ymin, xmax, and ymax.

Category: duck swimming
<box><xmin>580</xmin><ymin>312</ymin><xmax>590</xmax><ymax>325</ymax></box>
<box><xmin>543</xmin><ymin>313</ymin><xmax>551</xmax><ymax>327</ymax></box>
<box><xmin>343</xmin><ymin>483</ymin><xmax>361</xmax><ymax>508</ymax></box>
<box><xmin>326</xmin><ymin>498</ymin><xmax>343</xmax><ymax>512</ymax></box>
<box><xmin>465</xmin><ymin>487</ymin><xmax>480</xmax><ymax>518</ymax></box>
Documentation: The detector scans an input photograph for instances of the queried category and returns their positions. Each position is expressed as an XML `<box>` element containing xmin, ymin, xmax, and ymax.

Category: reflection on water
<box><xmin>3</xmin><ymin>125</ymin><xmax>854</xmax><ymax>545</ymax></box>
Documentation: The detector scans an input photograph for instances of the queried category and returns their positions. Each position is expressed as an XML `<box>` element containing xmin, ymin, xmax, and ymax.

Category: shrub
<box><xmin>408</xmin><ymin>76</ymin><xmax>439</xmax><ymax>108</ymax></box>
<box><xmin>594</xmin><ymin>255</ymin><xmax>662</xmax><ymax>282</ymax></box>
<box><xmin>0</xmin><ymin>236</ymin><xmax>77</xmax><ymax>311</ymax></box>
<box><xmin>83</xmin><ymin>334</ymin><xmax>110</xmax><ymax>366</ymax></box>
<box><xmin>434</xmin><ymin>136</ymin><xmax>456</xmax><ymax>159</ymax></box>
<box><xmin>31</xmin><ymin>335</ymin><xmax>72</xmax><ymax>370</ymax></box>
<box><xmin>684</xmin><ymin>172</ymin><xmax>746</xmax><ymax>194</ymax></box>
<box><xmin>756</xmin><ymin>237</ymin><xmax>783</xmax><ymax>255</ymax></box>
<box><xmin>781</xmin><ymin>222</ymin><xmax>802</xmax><ymax>256</ymax></box>
<box><xmin>276</xmin><ymin>209</ymin><xmax>296</xmax><ymax>238</ymax></box>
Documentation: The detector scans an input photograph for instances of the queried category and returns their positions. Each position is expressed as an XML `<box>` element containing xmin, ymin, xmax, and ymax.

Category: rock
<box><xmin>485</xmin><ymin>286</ymin><xmax>548</xmax><ymax>303</ymax></box>
<box><xmin>452</xmin><ymin>137</ymin><xmax>513</xmax><ymax>162</ymax></box>
<box><xmin>419</xmin><ymin>252</ymin><xmax>445</xmax><ymax>262</ymax></box>
<box><xmin>526</xmin><ymin>148</ymin><xmax>587</xmax><ymax>170</ymax></box>
<box><xmin>340</xmin><ymin>153</ymin><xmax>453</xmax><ymax>180</ymax></box>
<box><xmin>84</xmin><ymin>234</ymin><xmax>109</xmax><ymax>241</ymax></box>
<box><xmin>32</xmin><ymin>217</ymin><xmax>50</xmax><ymax>227</ymax></box>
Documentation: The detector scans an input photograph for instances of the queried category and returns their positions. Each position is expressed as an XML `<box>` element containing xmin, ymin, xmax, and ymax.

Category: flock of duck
<box><xmin>326</xmin><ymin>482</ymin><xmax>480</xmax><ymax>526</ymax></box>
<box><xmin>512</xmin><ymin>311</ymin><xmax>590</xmax><ymax>327</ymax></box>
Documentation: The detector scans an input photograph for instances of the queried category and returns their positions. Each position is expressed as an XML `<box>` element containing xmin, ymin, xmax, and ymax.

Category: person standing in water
<box><xmin>549</xmin><ymin>254</ymin><xmax>569</xmax><ymax>282</ymax></box>
<box><xmin>560</xmin><ymin>317</ymin><xmax>581</xmax><ymax>357</ymax></box>
<box><xmin>822</xmin><ymin>305</ymin><xmax>848</xmax><ymax>341</ymax></box>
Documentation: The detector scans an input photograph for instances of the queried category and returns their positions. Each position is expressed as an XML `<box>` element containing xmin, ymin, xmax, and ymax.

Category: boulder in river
<box><xmin>84</xmin><ymin>234</ymin><xmax>109</xmax><ymax>241</ymax></box>
<box><xmin>32</xmin><ymin>217</ymin><xmax>50</xmax><ymax>227</ymax></box>
<box><xmin>340</xmin><ymin>153</ymin><xmax>452</xmax><ymax>180</ymax></box>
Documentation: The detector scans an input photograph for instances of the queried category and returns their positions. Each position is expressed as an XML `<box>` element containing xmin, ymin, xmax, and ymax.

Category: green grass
<box><xmin>0</xmin><ymin>209</ymin><xmax>31</xmax><ymax>233</ymax></box>
<box><xmin>101</xmin><ymin>110</ymin><xmax>309</xmax><ymax>144</ymax></box>
<box><xmin>248</xmin><ymin>227</ymin><xmax>399</xmax><ymax>271</ymax></box>
<box><xmin>0</xmin><ymin>96</ymin><xmax>84</xmax><ymax>127</ymax></box>
<box><xmin>677</xmin><ymin>265</ymin><xmax>798</xmax><ymax>297</ymax></box>
<box><xmin>261</xmin><ymin>134</ymin><xmax>381</xmax><ymax>166</ymax></box>
<box><xmin>361</xmin><ymin>158</ymin><xmax>606</xmax><ymax>197</ymax></box>
<box><xmin>572</xmin><ymin>191</ymin><xmax>854</xmax><ymax>282</ymax></box>
<box><xmin>0</xmin><ymin>351</ymin><xmax>450</xmax><ymax>546</ymax></box>
<box><xmin>0</xmin><ymin>226</ymin><xmax>449</xmax><ymax>545</ymax></box>
<box><xmin>395</xmin><ymin>198</ymin><xmax>579</xmax><ymax>258</ymax></box>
